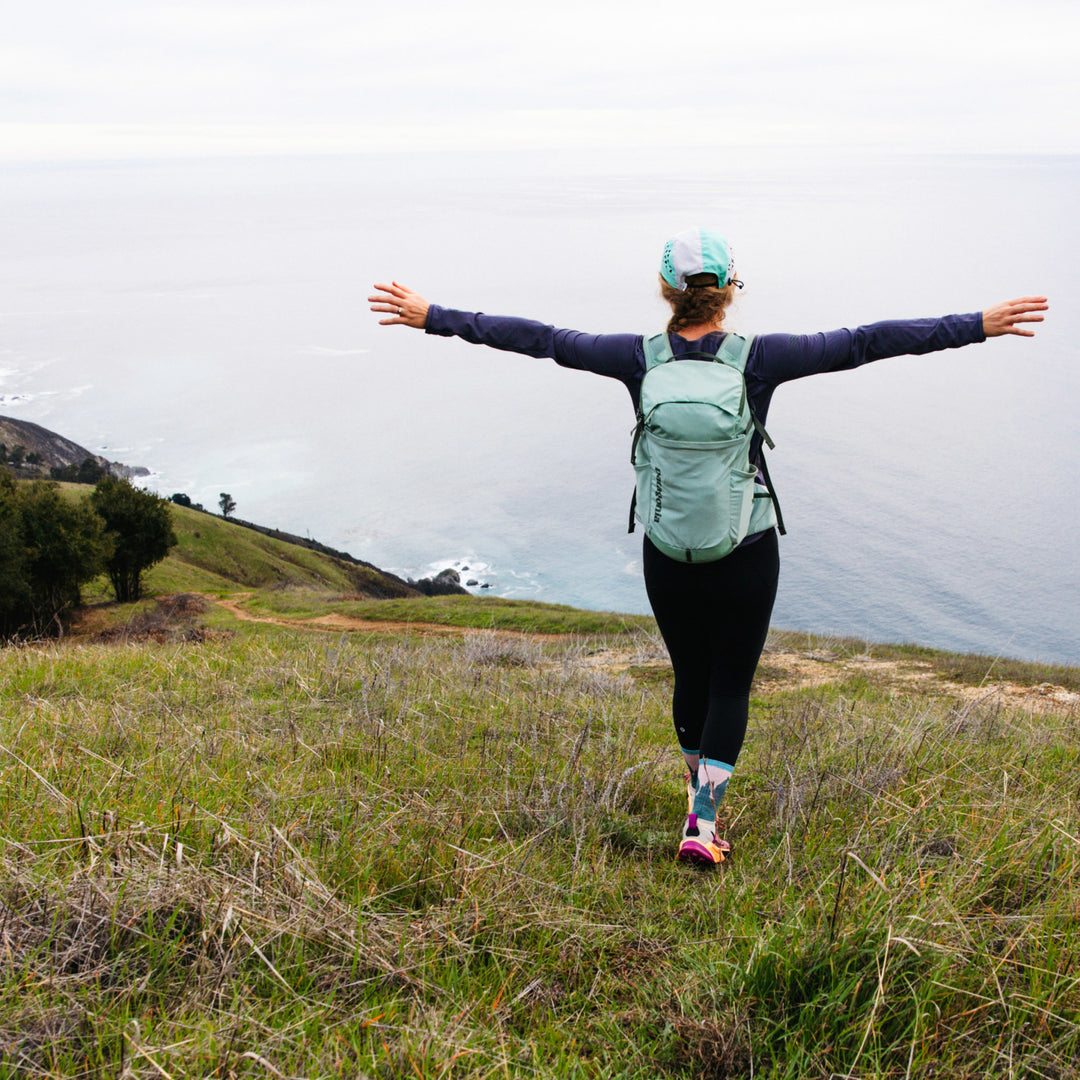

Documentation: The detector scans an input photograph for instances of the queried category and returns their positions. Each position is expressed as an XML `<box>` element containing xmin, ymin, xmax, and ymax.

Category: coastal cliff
<box><xmin>0</xmin><ymin>415</ymin><xmax>148</xmax><ymax>479</ymax></box>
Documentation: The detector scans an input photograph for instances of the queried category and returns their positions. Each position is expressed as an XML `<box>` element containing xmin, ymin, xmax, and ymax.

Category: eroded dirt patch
<box><xmin>576</xmin><ymin>642</ymin><xmax>1079</xmax><ymax>716</ymax></box>
<box><xmin>94</xmin><ymin>594</ymin><xmax>221</xmax><ymax>645</ymax></box>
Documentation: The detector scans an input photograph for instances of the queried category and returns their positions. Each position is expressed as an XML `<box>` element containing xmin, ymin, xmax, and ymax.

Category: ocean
<box><xmin>2</xmin><ymin>148</ymin><xmax>1077</xmax><ymax>664</ymax></box>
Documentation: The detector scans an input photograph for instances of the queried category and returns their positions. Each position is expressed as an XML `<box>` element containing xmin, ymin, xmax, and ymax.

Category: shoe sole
<box><xmin>677</xmin><ymin>839</ymin><xmax>725</xmax><ymax>866</ymax></box>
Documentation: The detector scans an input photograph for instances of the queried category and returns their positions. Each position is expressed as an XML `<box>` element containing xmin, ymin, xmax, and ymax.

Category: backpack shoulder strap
<box><xmin>642</xmin><ymin>333</ymin><xmax>675</xmax><ymax>371</ymax></box>
<box><xmin>716</xmin><ymin>332</ymin><xmax>754</xmax><ymax>373</ymax></box>
<box><xmin>645</xmin><ymin>331</ymin><xmax>755</xmax><ymax>372</ymax></box>
<box><xmin>718</xmin><ymin>330</ymin><xmax>785</xmax><ymax>534</ymax></box>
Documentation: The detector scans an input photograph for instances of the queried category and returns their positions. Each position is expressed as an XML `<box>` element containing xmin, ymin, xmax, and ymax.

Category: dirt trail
<box><xmin>198</xmin><ymin>594</ymin><xmax>1080</xmax><ymax>714</ymax></box>
<box><xmin>210</xmin><ymin>593</ymin><xmax>481</xmax><ymax>637</ymax></box>
<box><xmin>207</xmin><ymin>593</ymin><xmax>569</xmax><ymax>642</ymax></box>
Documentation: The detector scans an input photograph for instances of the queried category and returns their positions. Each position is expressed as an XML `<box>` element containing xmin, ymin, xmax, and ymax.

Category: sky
<box><xmin>3</xmin><ymin>0</ymin><xmax>1078</xmax><ymax>160</ymax></box>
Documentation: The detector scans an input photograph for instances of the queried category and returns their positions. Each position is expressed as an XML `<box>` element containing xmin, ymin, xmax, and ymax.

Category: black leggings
<box><xmin>643</xmin><ymin>529</ymin><xmax>779</xmax><ymax>765</ymax></box>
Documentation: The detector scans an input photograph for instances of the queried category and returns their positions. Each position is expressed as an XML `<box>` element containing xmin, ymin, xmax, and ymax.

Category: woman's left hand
<box><xmin>368</xmin><ymin>281</ymin><xmax>430</xmax><ymax>329</ymax></box>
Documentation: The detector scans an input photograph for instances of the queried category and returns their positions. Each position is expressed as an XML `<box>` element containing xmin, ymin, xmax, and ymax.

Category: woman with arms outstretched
<box><xmin>370</xmin><ymin>226</ymin><xmax>1048</xmax><ymax>866</ymax></box>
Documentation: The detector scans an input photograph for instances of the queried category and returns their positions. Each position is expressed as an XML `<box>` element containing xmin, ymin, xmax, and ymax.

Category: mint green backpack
<box><xmin>628</xmin><ymin>332</ymin><xmax>785</xmax><ymax>562</ymax></box>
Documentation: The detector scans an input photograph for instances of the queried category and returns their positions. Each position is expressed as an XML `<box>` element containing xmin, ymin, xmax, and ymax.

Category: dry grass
<box><xmin>1</xmin><ymin>620</ymin><xmax>1078</xmax><ymax>1078</ymax></box>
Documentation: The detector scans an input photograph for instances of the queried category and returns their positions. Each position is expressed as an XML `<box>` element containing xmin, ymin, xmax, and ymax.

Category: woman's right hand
<box><xmin>982</xmin><ymin>296</ymin><xmax>1049</xmax><ymax>338</ymax></box>
<box><xmin>368</xmin><ymin>281</ymin><xmax>430</xmax><ymax>329</ymax></box>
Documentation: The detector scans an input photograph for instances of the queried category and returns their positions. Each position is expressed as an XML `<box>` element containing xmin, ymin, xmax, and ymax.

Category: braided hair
<box><xmin>660</xmin><ymin>273</ymin><xmax>736</xmax><ymax>336</ymax></box>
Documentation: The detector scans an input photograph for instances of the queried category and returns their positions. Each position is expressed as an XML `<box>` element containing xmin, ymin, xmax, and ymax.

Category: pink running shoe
<box><xmin>678</xmin><ymin>813</ymin><xmax>731</xmax><ymax>866</ymax></box>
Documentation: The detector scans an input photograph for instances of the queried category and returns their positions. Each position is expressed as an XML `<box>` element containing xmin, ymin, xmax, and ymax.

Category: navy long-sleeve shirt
<box><xmin>425</xmin><ymin>305</ymin><xmax>986</xmax><ymax>433</ymax></box>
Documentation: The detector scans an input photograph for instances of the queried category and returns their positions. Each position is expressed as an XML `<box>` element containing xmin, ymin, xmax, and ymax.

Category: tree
<box><xmin>0</xmin><ymin>473</ymin><xmax>108</xmax><ymax>639</ymax></box>
<box><xmin>77</xmin><ymin>458</ymin><xmax>107</xmax><ymax>484</ymax></box>
<box><xmin>219</xmin><ymin>492</ymin><xmax>236</xmax><ymax>518</ymax></box>
<box><xmin>49</xmin><ymin>458</ymin><xmax>106</xmax><ymax>484</ymax></box>
<box><xmin>91</xmin><ymin>477</ymin><xmax>178</xmax><ymax>603</ymax></box>
<box><xmin>171</xmin><ymin>492</ymin><xmax>192</xmax><ymax>507</ymax></box>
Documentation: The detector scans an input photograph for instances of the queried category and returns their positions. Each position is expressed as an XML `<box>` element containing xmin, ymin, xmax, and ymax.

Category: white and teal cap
<box><xmin>660</xmin><ymin>227</ymin><xmax>734</xmax><ymax>291</ymax></box>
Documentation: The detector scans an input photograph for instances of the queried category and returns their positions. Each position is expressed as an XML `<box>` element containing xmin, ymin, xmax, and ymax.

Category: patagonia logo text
<box><xmin>653</xmin><ymin>468</ymin><xmax>663</xmax><ymax>522</ymax></box>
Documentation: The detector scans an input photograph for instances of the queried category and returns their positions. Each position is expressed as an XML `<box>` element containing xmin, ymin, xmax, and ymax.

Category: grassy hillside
<box><xmin>59</xmin><ymin>487</ymin><xmax>650</xmax><ymax>636</ymax></box>
<box><xmin>48</xmin><ymin>489</ymin><xmax>417</xmax><ymax>601</ymax></box>
<box><xmin>147</xmin><ymin>502</ymin><xmax>413</xmax><ymax>596</ymax></box>
<box><xmin>2</xmin><ymin>583</ymin><xmax>1079</xmax><ymax>1077</ymax></box>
